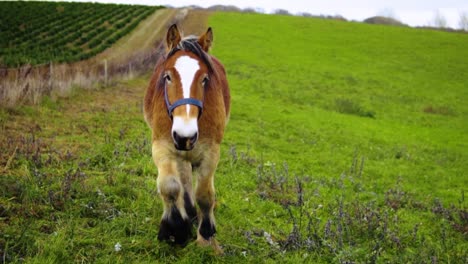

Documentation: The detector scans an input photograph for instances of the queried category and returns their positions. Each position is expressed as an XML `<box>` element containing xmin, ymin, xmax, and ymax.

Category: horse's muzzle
<box><xmin>173</xmin><ymin>131</ymin><xmax>198</xmax><ymax>151</ymax></box>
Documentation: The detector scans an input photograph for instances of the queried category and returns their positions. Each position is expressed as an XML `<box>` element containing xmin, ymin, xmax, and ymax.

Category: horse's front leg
<box><xmin>178</xmin><ymin>159</ymin><xmax>197</xmax><ymax>223</ymax></box>
<box><xmin>194</xmin><ymin>144</ymin><xmax>223</xmax><ymax>254</ymax></box>
<box><xmin>152</xmin><ymin>142</ymin><xmax>192</xmax><ymax>245</ymax></box>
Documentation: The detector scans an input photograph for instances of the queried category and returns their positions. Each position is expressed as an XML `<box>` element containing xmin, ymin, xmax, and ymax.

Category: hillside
<box><xmin>1</xmin><ymin>10</ymin><xmax>467</xmax><ymax>263</ymax></box>
<box><xmin>211</xmin><ymin>12</ymin><xmax>467</xmax><ymax>262</ymax></box>
<box><xmin>0</xmin><ymin>1</ymin><xmax>162</xmax><ymax>67</ymax></box>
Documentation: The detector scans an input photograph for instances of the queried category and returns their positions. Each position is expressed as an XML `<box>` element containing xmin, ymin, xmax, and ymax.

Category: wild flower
<box><xmin>114</xmin><ymin>242</ymin><xmax>122</xmax><ymax>252</ymax></box>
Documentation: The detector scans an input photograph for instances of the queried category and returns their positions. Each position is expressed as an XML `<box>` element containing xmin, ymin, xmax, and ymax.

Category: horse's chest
<box><xmin>175</xmin><ymin>147</ymin><xmax>204</xmax><ymax>165</ymax></box>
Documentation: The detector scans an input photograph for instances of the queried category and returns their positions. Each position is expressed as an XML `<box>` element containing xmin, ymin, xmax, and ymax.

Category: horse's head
<box><xmin>162</xmin><ymin>24</ymin><xmax>213</xmax><ymax>151</ymax></box>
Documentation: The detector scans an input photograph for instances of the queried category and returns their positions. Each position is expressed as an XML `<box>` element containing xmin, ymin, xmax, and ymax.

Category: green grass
<box><xmin>0</xmin><ymin>1</ymin><xmax>161</xmax><ymax>66</ymax></box>
<box><xmin>1</xmin><ymin>12</ymin><xmax>467</xmax><ymax>263</ymax></box>
<box><xmin>214</xmin><ymin>12</ymin><xmax>468</xmax><ymax>199</ymax></box>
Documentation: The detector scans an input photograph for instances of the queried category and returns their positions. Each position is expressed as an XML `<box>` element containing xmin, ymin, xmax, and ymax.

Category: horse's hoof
<box><xmin>196</xmin><ymin>236</ymin><xmax>224</xmax><ymax>255</ymax></box>
<box><xmin>157</xmin><ymin>210</ymin><xmax>192</xmax><ymax>245</ymax></box>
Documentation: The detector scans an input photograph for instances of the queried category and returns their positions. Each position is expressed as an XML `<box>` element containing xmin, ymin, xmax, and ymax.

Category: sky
<box><xmin>69</xmin><ymin>0</ymin><xmax>468</xmax><ymax>29</ymax></box>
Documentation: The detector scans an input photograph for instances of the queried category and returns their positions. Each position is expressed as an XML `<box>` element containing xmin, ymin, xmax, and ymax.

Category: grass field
<box><xmin>1</xmin><ymin>11</ymin><xmax>467</xmax><ymax>263</ymax></box>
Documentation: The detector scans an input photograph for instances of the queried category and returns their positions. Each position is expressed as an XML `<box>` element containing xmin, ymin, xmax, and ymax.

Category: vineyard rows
<box><xmin>0</xmin><ymin>1</ymin><xmax>162</xmax><ymax>67</ymax></box>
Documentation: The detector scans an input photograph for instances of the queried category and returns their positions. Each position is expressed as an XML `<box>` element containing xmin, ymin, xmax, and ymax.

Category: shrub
<box><xmin>364</xmin><ymin>16</ymin><xmax>407</xmax><ymax>27</ymax></box>
<box><xmin>335</xmin><ymin>98</ymin><xmax>376</xmax><ymax>118</ymax></box>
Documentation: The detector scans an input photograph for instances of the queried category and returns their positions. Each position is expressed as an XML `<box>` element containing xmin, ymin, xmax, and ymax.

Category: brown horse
<box><xmin>144</xmin><ymin>24</ymin><xmax>230</xmax><ymax>253</ymax></box>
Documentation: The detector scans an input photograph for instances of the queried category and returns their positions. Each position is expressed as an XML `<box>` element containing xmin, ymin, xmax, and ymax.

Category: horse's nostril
<box><xmin>190</xmin><ymin>133</ymin><xmax>198</xmax><ymax>143</ymax></box>
<box><xmin>172</xmin><ymin>131</ymin><xmax>197</xmax><ymax>150</ymax></box>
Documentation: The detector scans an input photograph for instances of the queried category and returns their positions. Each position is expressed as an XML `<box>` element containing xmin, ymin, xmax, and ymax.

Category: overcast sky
<box><xmin>69</xmin><ymin>0</ymin><xmax>468</xmax><ymax>28</ymax></box>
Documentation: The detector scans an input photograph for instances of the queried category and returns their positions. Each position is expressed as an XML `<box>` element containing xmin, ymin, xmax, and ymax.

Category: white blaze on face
<box><xmin>174</xmin><ymin>56</ymin><xmax>200</xmax><ymax>116</ymax></box>
<box><xmin>172</xmin><ymin>55</ymin><xmax>200</xmax><ymax>139</ymax></box>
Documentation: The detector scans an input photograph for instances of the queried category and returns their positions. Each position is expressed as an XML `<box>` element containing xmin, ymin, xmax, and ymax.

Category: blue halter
<box><xmin>164</xmin><ymin>83</ymin><xmax>204</xmax><ymax>120</ymax></box>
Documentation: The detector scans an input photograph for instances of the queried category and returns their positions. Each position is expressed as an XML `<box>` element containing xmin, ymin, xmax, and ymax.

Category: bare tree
<box><xmin>378</xmin><ymin>8</ymin><xmax>397</xmax><ymax>19</ymax></box>
<box><xmin>254</xmin><ymin>7</ymin><xmax>265</xmax><ymax>13</ymax></box>
<box><xmin>432</xmin><ymin>10</ymin><xmax>448</xmax><ymax>28</ymax></box>
<box><xmin>459</xmin><ymin>12</ymin><xmax>468</xmax><ymax>31</ymax></box>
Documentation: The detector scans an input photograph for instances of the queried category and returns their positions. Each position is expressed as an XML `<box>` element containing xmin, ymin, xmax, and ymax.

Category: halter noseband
<box><xmin>164</xmin><ymin>84</ymin><xmax>204</xmax><ymax>119</ymax></box>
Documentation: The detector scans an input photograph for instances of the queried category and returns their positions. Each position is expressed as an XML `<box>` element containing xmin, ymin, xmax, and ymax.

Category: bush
<box><xmin>364</xmin><ymin>16</ymin><xmax>407</xmax><ymax>27</ymax></box>
<box><xmin>335</xmin><ymin>98</ymin><xmax>375</xmax><ymax>118</ymax></box>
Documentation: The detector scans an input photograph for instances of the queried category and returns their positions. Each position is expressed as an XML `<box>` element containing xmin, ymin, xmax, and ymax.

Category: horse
<box><xmin>143</xmin><ymin>24</ymin><xmax>230</xmax><ymax>253</ymax></box>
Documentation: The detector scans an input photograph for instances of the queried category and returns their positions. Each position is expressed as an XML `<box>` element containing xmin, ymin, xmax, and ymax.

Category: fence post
<box><xmin>49</xmin><ymin>62</ymin><xmax>54</xmax><ymax>92</ymax></box>
<box><xmin>104</xmin><ymin>59</ymin><xmax>108</xmax><ymax>86</ymax></box>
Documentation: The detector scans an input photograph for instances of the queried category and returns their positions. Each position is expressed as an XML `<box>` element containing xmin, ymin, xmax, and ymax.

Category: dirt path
<box><xmin>98</xmin><ymin>7</ymin><xmax>212</xmax><ymax>64</ymax></box>
<box><xmin>178</xmin><ymin>10</ymin><xmax>211</xmax><ymax>35</ymax></box>
<box><xmin>93</xmin><ymin>8</ymin><xmax>178</xmax><ymax>64</ymax></box>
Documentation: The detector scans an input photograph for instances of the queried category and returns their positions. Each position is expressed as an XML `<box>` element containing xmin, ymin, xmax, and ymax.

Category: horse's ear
<box><xmin>198</xmin><ymin>27</ymin><xmax>213</xmax><ymax>52</ymax></box>
<box><xmin>166</xmin><ymin>24</ymin><xmax>181</xmax><ymax>51</ymax></box>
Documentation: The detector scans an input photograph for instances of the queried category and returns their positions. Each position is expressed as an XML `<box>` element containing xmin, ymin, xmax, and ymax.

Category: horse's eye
<box><xmin>202</xmin><ymin>76</ymin><xmax>209</xmax><ymax>85</ymax></box>
<box><xmin>164</xmin><ymin>74</ymin><xmax>171</xmax><ymax>82</ymax></box>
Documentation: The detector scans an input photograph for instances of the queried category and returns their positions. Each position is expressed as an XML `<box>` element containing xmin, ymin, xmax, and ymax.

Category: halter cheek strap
<box><xmin>164</xmin><ymin>84</ymin><xmax>204</xmax><ymax>119</ymax></box>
